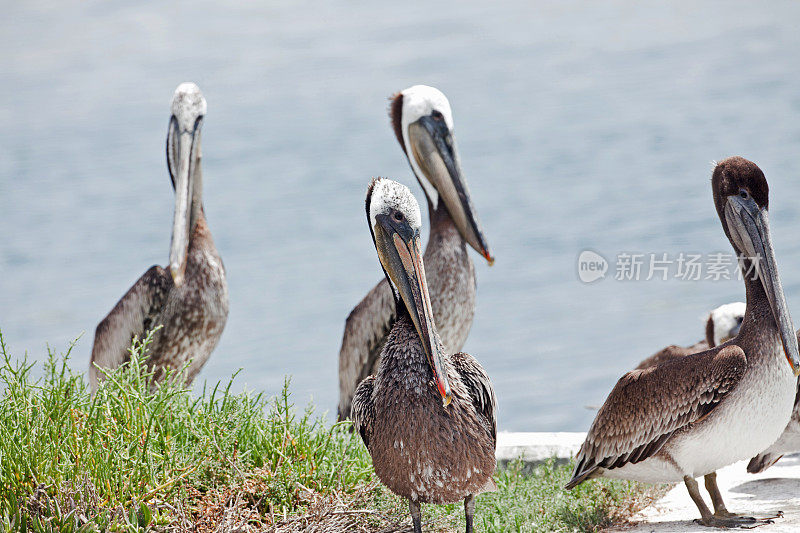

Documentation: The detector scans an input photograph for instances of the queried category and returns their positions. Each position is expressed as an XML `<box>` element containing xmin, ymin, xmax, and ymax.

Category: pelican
<box><xmin>635</xmin><ymin>302</ymin><xmax>745</xmax><ymax>370</ymax></box>
<box><xmin>566</xmin><ymin>157</ymin><xmax>800</xmax><ymax>528</ymax></box>
<box><xmin>352</xmin><ymin>178</ymin><xmax>496</xmax><ymax>533</ymax></box>
<box><xmin>89</xmin><ymin>83</ymin><xmax>229</xmax><ymax>390</ymax></box>
<box><xmin>338</xmin><ymin>85</ymin><xmax>493</xmax><ymax>420</ymax></box>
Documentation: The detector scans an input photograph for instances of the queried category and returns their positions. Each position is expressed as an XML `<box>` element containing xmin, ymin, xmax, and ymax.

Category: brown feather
<box><xmin>389</xmin><ymin>92</ymin><xmax>405</xmax><ymax>153</ymax></box>
<box><xmin>567</xmin><ymin>345</ymin><xmax>746</xmax><ymax>488</ymax></box>
<box><xmin>90</xmin><ymin>215</ymin><xmax>228</xmax><ymax>389</ymax></box>
<box><xmin>352</xmin><ymin>316</ymin><xmax>496</xmax><ymax>504</ymax></box>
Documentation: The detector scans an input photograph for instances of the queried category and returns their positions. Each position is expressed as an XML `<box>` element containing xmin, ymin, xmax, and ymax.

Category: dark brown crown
<box><xmin>712</xmin><ymin>156</ymin><xmax>769</xmax><ymax>217</ymax></box>
<box><xmin>389</xmin><ymin>92</ymin><xmax>405</xmax><ymax>153</ymax></box>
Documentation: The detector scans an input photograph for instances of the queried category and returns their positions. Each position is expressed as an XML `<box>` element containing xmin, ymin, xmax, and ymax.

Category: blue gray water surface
<box><xmin>2</xmin><ymin>1</ymin><xmax>800</xmax><ymax>431</ymax></box>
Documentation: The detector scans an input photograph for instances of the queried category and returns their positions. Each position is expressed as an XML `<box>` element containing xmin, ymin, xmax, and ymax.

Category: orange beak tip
<box><xmin>485</xmin><ymin>253</ymin><xmax>495</xmax><ymax>266</ymax></box>
<box><xmin>442</xmin><ymin>394</ymin><xmax>452</xmax><ymax>407</ymax></box>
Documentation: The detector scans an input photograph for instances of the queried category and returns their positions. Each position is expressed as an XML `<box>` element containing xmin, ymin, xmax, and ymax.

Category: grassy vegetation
<box><xmin>0</xmin><ymin>330</ymin><xmax>665</xmax><ymax>532</ymax></box>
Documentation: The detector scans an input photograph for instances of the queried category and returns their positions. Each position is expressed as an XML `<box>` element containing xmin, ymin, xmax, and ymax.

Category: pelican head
<box><xmin>713</xmin><ymin>156</ymin><xmax>800</xmax><ymax>375</ymax></box>
<box><xmin>366</xmin><ymin>178</ymin><xmax>452</xmax><ymax>406</ymax></box>
<box><xmin>166</xmin><ymin>82</ymin><xmax>206</xmax><ymax>287</ymax></box>
<box><xmin>390</xmin><ymin>85</ymin><xmax>494</xmax><ymax>264</ymax></box>
<box><xmin>705</xmin><ymin>302</ymin><xmax>746</xmax><ymax>347</ymax></box>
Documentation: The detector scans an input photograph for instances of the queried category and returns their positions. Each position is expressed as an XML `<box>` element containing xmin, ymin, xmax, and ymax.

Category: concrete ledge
<box><xmin>495</xmin><ymin>431</ymin><xmax>585</xmax><ymax>465</ymax></box>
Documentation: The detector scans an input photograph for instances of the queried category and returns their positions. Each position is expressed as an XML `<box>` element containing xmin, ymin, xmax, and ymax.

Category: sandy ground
<box><xmin>611</xmin><ymin>454</ymin><xmax>800</xmax><ymax>532</ymax></box>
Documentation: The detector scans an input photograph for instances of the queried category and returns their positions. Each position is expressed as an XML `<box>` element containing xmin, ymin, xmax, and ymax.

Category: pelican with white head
<box><xmin>393</xmin><ymin>85</ymin><xmax>493</xmax><ymax>264</ymax></box>
<box><xmin>90</xmin><ymin>82</ymin><xmax>228</xmax><ymax>392</ymax></box>
<box><xmin>167</xmin><ymin>82</ymin><xmax>207</xmax><ymax>286</ymax></box>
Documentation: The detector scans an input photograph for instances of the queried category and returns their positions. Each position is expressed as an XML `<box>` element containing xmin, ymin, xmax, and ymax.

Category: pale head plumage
<box><xmin>400</xmin><ymin>85</ymin><xmax>454</xmax><ymax>131</ymax></box>
<box><xmin>709</xmin><ymin>301</ymin><xmax>746</xmax><ymax>346</ymax></box>
<box><xmin>368</xmin><ymin>178</ymin><xmax>422</xmax><ymax>235</ymax></box>
<box><xmin>171</xmin><ymin>82</ymin><xmax>207</xmax><ymax>132</ymax></box>
<box><xmin>399</xmin><ymin>85</ymin><xmax>454</xmax><ymax>209</ymax></box>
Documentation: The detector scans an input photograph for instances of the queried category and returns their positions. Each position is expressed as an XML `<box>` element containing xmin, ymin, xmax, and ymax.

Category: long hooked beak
<box><xmin>374</xmin><ymin>214</ymin><xmax>453</xmax><ymax>405</ymax></box>
<box><xmin>167</xmin><ymin>119</ymin><xmax>200</xmax><ymax>287</ymax></box>
<box><xmin>726</xmin><ymin>195</ymin><xmax>800</xmax><ymax>375</ymax></box>
<box><xmin>407</xmin><ymin>117</ymin><xmax>494</xmax><ymax>265</ymax></box>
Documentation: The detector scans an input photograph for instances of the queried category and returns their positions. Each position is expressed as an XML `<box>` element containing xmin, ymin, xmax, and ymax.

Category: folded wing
<box><xmin>337</xmin><ymin>278</ymin><xmax>395</xmax><ymax>420</ymax></box>
<box><xmin>451</xmin><ymin>351</ymin><xmax>497</xmax><ymax>446</ymax></box>
<box><xmin>89</xmin><ymin>265</ymin><xmax>172</xmax><ymax>390</ymax></box>
<box><xmin>567</xmin><ymin>345</ymin><xmax>746</xmax><ymax>488</ymax></box>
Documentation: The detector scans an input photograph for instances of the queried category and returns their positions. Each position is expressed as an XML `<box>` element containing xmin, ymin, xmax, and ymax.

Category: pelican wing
<box><xmin>337</xmin><ymin>278</ymin><xmax>395</xmax><ymax>420</ymax></box>
<box><xmin>567</xmin><ymin>345</ymin><xmax>746</xmax><ymax>489</ymax></box>
<box><xmin>89</xmin><ymin>265</ymin><xmax>172</xmax><ymax>390</ymax></box>
<box><xmin>351</xmin><ymin>375</ymin><xmax>375</xmax><ymax>449</ymax></box>
<box><xmin>634</xmin><ymin>340</ymin><xmax>709</xmax><ymax>370</ymax></box>
<box><xmin>451</xmin><ymin>352</ymin><xmax>497</xmax><ymax>446</ymax></box>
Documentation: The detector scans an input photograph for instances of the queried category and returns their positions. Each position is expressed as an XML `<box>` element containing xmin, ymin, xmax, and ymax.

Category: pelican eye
<box><xmin>431</xmin><ymin>110</ymin><xmax>444</xmax><ymax>121</ymax></box>
<box><xmin>392</xmin><ymin>211</ymin><xmax>405</xmax><ymax>223</ymax></box>
<box><xmin>739</xmin><ymin>189</ymin><xmax>749</xmax><ymax>200</ymax></box>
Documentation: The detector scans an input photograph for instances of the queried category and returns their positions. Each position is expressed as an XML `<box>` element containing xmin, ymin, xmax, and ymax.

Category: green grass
<box><xmin>422</xmin><ymin>460</ymin><xmax>665</xmax><ymax>532</ymax></box>
<box><xmin>0</xmin><ymin>330</ymin><xmax>665</xmax><ymax>532</ymax></box>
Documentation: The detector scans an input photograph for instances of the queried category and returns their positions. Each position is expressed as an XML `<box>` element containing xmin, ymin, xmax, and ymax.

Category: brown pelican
<box><xmin>89</xmin><ymin>83</ymin><xmax>229</xmax><ymax>390</ymax></box>
<box><xmin>352</xmin><ymin>178</ymin><xmax>496</xmax><ymax>533</ymax></box>
<box><xmin>747</xmin><ymin>331</ymin><xmax>800</xmax><ymax>474</ymax></box>
<box><xmin>635</xmin><ymin>302</ymin><xmax>745</xmax><ymax>370</ymax></box>
<box><xmin>566</xmin><ymin>157</ymin><xmax>800</xmax><ymax>528</ymax></box>
<box><xmin>338</xmin><ymin>85</ymin><xmax>493</xmax><ymax>420</ymax></box>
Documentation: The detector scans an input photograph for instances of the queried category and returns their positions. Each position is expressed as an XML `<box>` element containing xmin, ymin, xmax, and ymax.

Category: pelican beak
<box><xmin>374</xmin><ymin>214</ymin><xmax>453</xmax><ymax>405</ymax></box>
<box><xmin>166</xmin><ymin>117</ymin><xmax>202</xmax><ymax>287</ymax></box>
<box><xmin>726</xmin><ymin>195</ymin><xmax>800</xmax><ymax>375</ymax></box>
<box><xmin>407</xmin><ymin>116</ymin><xmax>494</xmax><ymax>264</ymax></box>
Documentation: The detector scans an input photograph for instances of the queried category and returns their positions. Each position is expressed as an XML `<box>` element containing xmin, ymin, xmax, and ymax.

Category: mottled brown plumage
<box><xmin>352</xmin><ymin>178</ymin><xmax>495</xmax><ymax>533</ymax></box>
<box><xmin>90</xmin><ymin>83</ymin><xmax>228</xmax><ymax>390</ymax></box>
<box><xmin>355</xmin><ymin>316</ymin><xmax>496</xmax><ymax>504</ymax></box>
<box><xmin>338</xmin><ymin>85</ymin><xmax>492</xmax><ymax>420</ymax></box>
<box><xmin>567</xmin><ymin>157</ymin><xmax>800</xmax><ymax>528</ymax></box>
<box><xmin>339</xmin><ymin>205</ymin><xmax>476</xmax><ymax>418</ymax></box>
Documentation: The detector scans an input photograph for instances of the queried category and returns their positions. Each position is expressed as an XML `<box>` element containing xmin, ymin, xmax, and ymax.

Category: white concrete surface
<box><xmin>611</xmin><ymin>454</ymin><xmax>800</xmax><ymax>532</ymax></box>
<box><xmin>495</xmin><ymin>431</ymin><xmax>584</xmax><ymax>464</ymax></box>
<box><xmin>498</xmin><ymin>433</ymin><xmax>800</xmax><ymax>531</ymax></box>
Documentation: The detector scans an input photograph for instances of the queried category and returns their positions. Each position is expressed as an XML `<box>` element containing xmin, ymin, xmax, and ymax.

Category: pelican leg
<box><xmin>464</xmin><ymin>494</ymin><xmax>475</xmax><ymax>533</ymax></box>
<box><xmin>684</xmin><ymin>476</ymin><xmax>714</xmax><ymax>524</ymax></box>
<box><xmin>704</xmin><ymin>472</ymin><xmax>733</xmax><ymax>518</ymax></box>
<box><xmin>409</xmin><ymin>499</ymin><xmax>422</xmax><ymax>533</ymax></box>
<box><xmin>705</xmin><ymin>472</ymin><xmax>783</xmax><ymax>523</ymax></box>
<box><xmin>686</xmin><ymin>475</ymin><xmax>778</xmax><ymax>528</ymax></box>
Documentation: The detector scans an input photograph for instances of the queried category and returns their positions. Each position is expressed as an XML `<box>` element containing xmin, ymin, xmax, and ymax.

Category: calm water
<box><xmin>2</xmin><ymin>1</ymin><xmax>800</xmax><ymax>431</ymax></box>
